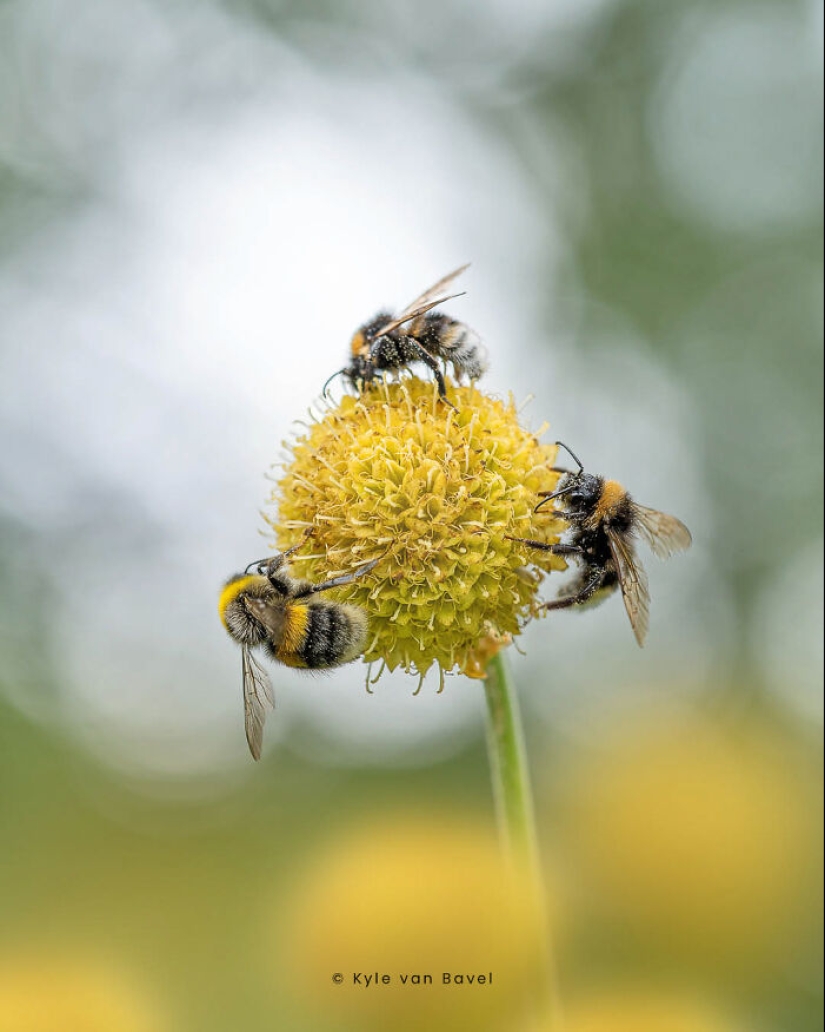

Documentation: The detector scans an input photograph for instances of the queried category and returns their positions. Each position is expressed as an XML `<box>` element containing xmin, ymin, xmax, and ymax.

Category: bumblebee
<box><xmin>323</xmin><ymin>265</ymin><xmax>487</xmax><ymax>405</ymax></box>
<box><xmin>218</xmin><ymin>534</ymin><xmax>378</xmax><ymax>759</ymax></box>
<box><xmin>510</xmin><ymin>443</ymin><xmax>692</xmax><ymax>646</ymax></box>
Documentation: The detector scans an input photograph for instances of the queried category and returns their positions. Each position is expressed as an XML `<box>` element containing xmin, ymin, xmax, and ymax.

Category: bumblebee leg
<box><xmin>539</xmin><ymin>543</ymin><xmax>585</xmax><ymax>556</ymax></box>
<box><xmin>292</xmin><ymin>558</ymin><xmax>380</xmax><ymax>599</ymax></box>
<box><xmin>542</xmin><ymin>571</ymin><xmax>603</xmax><ymax>610</ymax></box>
<box><xmin>505</xmin><ymin>536</ymin><xmax>585</xmax><ymax>556</ymax></box>
<box><xmin>397</xmin><ymin>336</ymin><xmax>455</xmax><ymax>408</ymax></box>
<box><xmin>245</xmin><ymin>528</ymin><xmax>314</xmax><ymax>575</ymax></box>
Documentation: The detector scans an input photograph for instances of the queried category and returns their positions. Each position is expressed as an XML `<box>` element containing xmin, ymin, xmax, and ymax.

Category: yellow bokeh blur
<box><xmin>0</xmin><ymin>954</ymin><xmax>167</xmax><ymax>1032</ymax></box>
<box><xmin>559</xmin><ymin>988</ymin><xmax>745</xmax><ymax>1032</ymax></box>
<box><xmin>558</xmin><ymin>705</ymin><xmax>823</xmax><ymax>976</ymax></box>
<box><xmin>275</xmin><ymin>812</ymin><xmax>550</xmax><ymax>1032</ymax></box>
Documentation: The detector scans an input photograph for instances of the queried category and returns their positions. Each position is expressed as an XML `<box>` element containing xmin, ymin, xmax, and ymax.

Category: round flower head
<box><xmin>268</xmin><ymin>378</ymin><xmax>566</xmax><ymax>686</ymax></box>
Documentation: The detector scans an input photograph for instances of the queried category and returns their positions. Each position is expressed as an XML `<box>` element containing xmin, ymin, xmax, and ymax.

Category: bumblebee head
<box><xmin>324</xmin><ymin>356</ymin><xmax>375</xmax><ymax>398</ymax></box>
<box><xmin>560</xmin><ymin>471</ymin><xmax>604</xmax><ymax>513</ymax></box>
<box><xmin>219</xmin><ymin>573</ymin><xmax>273</xmax><ymax>646</ymax></box>
<box><xmin>536</xmin><ymin>469</ymin><xmax>604</xmax><ymax>515</ymax></box>
<box><xmin>343</xmin><ymin>352</ymin><xmax>376</xmax><ymax>388</ymax></box>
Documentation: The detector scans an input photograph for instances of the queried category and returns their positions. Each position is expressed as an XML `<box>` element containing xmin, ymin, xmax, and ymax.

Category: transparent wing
<box><xmin>397</xmin><ymin>264</ymin><xmax>470</xmax><ymax>317</ymax></box>
<box><xmin>632</xmin><ymin>503</ymin><xmax>692</xmax><ymax>560</ymax></box>
<box><xmin>242</xmin><ymin>647</ymin><xmax>275</xmax><ymax>761</ymax></box>
<box><xmin>245</xmin><ymin>596</ymin><xmax>286</xmax><ymax>640</ymax></box>
<box><xmin>374</xmin><ymin>292</ymin><xmax>465</xmax><ymax>338</ymax></box>
<box><xmin>607</xmin><ymin>528</ymin><xmax>651</xmax><ymax>647</ymax></box>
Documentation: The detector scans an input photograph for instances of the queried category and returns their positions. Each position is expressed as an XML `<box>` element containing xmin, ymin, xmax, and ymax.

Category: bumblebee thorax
<box><xmin>593</xmin><ymin>479</ymin><xmax>632</xmax><ymax>529</ymax></box>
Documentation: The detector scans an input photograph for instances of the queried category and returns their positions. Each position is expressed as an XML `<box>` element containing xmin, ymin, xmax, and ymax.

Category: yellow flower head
<box><xmin>268</xmin><ymin>378</ymin><xmax>565</xmax><ymax>683</ymax></box>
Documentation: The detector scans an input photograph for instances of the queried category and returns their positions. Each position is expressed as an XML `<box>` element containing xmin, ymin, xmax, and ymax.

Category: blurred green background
<box><xmin>0</xmin><ymin>0</ymin><xmax>821</xmax><ymax>1029</ymax></box>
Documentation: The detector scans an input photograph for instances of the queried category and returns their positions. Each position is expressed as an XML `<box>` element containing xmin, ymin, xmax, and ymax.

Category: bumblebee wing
<box><xmin>398</xmin><ymin>264</ymin><xmax>470</xmax><ymax>317</ymax></box>
<box><xmin>632</xmin><ymin>504</ymin><xmax>692</xmax><ymax>559</ymax></box>
<box><xmin>374</xmin><ymin>293</ymin><xmax>465</xmax><ymax>338</ymax></box>
<box><xmin>242</xmin><ymin>647</ymin><xmax>275</xmax><ymax>761</ymax></box>
<box><xmin>607</xmin><ymin>527</ymin><xmax>651</xmax><ymax>647</ymax></box>
<box><xmin>245</xmin><ymin>596</ymin><xmax>286</xmax><ymax>640</ymax></box>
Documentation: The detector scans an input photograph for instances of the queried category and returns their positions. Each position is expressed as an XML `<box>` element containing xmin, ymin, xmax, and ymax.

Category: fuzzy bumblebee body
<box><xmin>328</xmin><ymin>266</ymin><xmax>487</xmax><ymax>404</ymax></box>
<box><xmin>219</xmin><ymin>573</ymin><xmax>368</xmax><ymax>669</ymax></box>
<box><xmin>541</xmin><ymin>473</ymin><xmax>632</xmax><ymax>612</ymax></box>
<box><xmin>511</xmin><ymin>444</ymin><xmax>691</xmax><ymax>646</ymax></box>
<box><xmin>219</xmin><ymin>539</ymin><xmax>377</xmax><ymax>759</ymax></box>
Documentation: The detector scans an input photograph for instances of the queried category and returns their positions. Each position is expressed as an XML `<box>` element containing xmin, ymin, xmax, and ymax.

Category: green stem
<box><xmin>483</xmin><ymin>650</ymin><xmax>538</xmax><ymax>860</ymax></box>
<box><xmin>483</xmin><ymin>649</ymin><xmax>562</xmax><ymax>1030</ymax></box>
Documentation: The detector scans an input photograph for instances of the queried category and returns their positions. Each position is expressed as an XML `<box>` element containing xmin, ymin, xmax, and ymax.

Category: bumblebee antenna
<box><xmin>535</xmin><ymin>486</ymin><xmax>572</xmax><ymax>513</ymax></box>
<box><xmin>244</xmin><ymin>529</ymin><xmax>314</xmax><ymax>574</ymax></box>
<box><xmin>535</xmin><ymin>441</ymin><xmax>583</xmax><ymax>513</ymax></box>
<box><xmin>554</xmin><ymin>440</ymin><xmax>584</xmax><ymax>473</ymax></box>
<box><xmin>322</xmin><ymin>368</ymin><xmax>347</xmax><ymax>400</ymax></box>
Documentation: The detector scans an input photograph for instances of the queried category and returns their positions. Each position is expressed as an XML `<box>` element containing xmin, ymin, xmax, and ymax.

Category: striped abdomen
<box><xmin>270</xmin><ymin>600</ymin><xmax>368</xmax><ymax>669</ymax></box>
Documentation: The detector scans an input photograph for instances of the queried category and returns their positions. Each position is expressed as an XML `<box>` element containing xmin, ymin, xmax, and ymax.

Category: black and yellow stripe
<box><xmin>272</xmin><ymin>602</ymin><xmax>367</xmax><ymax>669</ymax></box>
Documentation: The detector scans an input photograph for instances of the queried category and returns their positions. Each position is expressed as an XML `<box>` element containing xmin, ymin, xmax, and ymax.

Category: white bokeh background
<box><xmin>0</xmin><ymin>0</ymin><xmax>820</xmax><ymax>790</ymax></box>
